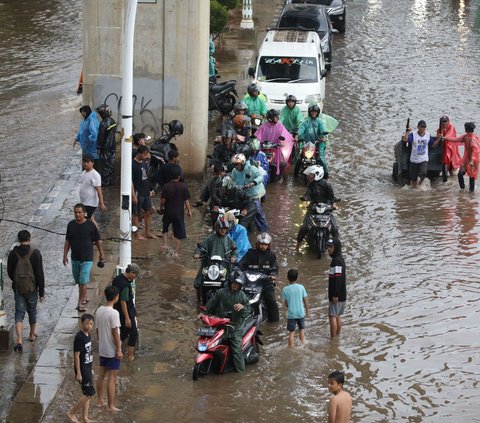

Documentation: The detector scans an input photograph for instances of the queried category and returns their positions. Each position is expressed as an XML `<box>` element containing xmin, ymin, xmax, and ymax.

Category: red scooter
<box><xmin>192</xmin><ymin>313</ymin><xmax>262</xmax><ymax>380</ymax></box>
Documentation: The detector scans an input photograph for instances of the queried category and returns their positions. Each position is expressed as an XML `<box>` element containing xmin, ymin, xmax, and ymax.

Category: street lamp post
<box><xmin>240</xmin><ymin>0</ymin><xmax>254</xmax><ymax>29</ymax></box>
<box><xmin>119</xmin><ymin>0</ymin><xmax>138</xmax><ymax>271</ymax></box>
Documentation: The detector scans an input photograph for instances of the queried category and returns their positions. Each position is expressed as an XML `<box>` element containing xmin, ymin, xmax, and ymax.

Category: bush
<box><xmin>218</xmin><ymin>0</ymin><xmax>239</xmax><ymax>10</ymax></box>
<box><xmin>210</xmin><ymin>0</ymin><xmax>228</xmax><ymax>35</ymax></box>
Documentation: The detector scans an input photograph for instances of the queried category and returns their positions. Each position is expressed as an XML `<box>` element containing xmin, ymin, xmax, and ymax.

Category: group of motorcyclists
<box><xmin>191</xmin><ymin>82</ymin><xmax>342</xmax><ymax>374</ymax></box>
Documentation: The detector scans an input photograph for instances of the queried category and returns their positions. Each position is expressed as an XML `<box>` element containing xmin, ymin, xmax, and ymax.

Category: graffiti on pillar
<box><xmin>103</xmin><ymin>92</ymin><xmax>161</xmax><ymax>138</ymax></box>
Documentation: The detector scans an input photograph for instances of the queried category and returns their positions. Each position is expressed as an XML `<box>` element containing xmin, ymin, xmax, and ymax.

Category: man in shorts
<box><xmin>63</xmin><ymin>203</ymin><xmax>105</xmax><ymax>312</ymax></box>
<box><xmin>402</xmin><ymin>120</ymin><xmax>437</xmax><ymax>187</ymax></box>
<box><xmin>79</xmin><ymin>154</ymin><xmax>107</xmax><ymax>228</ymax></box>
<box><xmin>96</xmin><ymin>285</ymin><xmax>122</xmax><ymax>412</ymax></box>
<box><xmin>327</xmin><ymin>238</ymin><xmax>346</xmax><ymax>337</ymax></box>
<box><xmin>160</xmin><ymin>165</ymin><xmax>192</xmax><ymax>256</ymax></box>
<box><xmin>282</xmin><ymin>269</ymin><xmax>309</xmax><ymax>347</ymax></box>
<box><xmin>132</xmin><ymin>145</ymin><xmax>154</xmax><ymax>239</ymax></box>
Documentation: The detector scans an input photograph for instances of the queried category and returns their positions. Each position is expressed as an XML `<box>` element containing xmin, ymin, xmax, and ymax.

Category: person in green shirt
<box><xmin>280</xmin><ymin>95</ymin><xmax>304</xmax><ymax>134</ymax></box>
<box><xmin>243</xmin><ymin>83</ymin><xmax>268</xmax><ymax>120</ymax></box>
<box><xmin>197</xmin><ymin>269</ymin><xmax>251</xmax><ymax>372</ymax></box>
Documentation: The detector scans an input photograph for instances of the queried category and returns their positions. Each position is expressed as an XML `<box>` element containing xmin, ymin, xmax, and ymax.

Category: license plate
<box><xmin>196</xmin><ymin>328</ymin><xmax>217</xmax><ymax>337</ymax></box>
<box><xmin>203</xmin><ymin>281</ymin><xmax>222</xmax><ymax>287</ymax></box>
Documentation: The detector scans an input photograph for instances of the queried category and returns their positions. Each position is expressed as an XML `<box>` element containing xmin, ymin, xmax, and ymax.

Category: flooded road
<box><xmin>2</xmin><ymin>0</ymin><xmax>480</xmax><ymax>422</ymax></box>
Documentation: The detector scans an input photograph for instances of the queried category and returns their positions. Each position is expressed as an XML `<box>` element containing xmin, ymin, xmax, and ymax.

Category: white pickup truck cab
<box><xmin>251</xmin><ymin>29</ymin><xmax>328</xmax><ymax>113</ymax></box>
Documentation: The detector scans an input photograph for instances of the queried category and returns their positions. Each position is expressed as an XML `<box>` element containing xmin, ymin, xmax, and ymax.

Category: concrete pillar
<box><xmin>0</xmin><ymin>259</ymin><xmax>12</xmax><ymax>351</ymax></box>
<box><xmin>82</xmin><ymin>0</ymin><xmax>210</xmax><ymax>175</ymax></box>
<box><xmin>240</xmin><ymin>0</ymin><xmax>254</xmax><ymax>29</ymax></box>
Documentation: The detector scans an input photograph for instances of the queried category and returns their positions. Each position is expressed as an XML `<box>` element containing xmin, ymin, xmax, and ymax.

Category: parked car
<box><xmin>277</xmin><ymin>4</ymin><xmax>334</xmax><ymax>70</ymax></box>
<box><xmin>286</xmin><ymin>0</ymin><xmax>347</xmax><ymax>33</ymax></box>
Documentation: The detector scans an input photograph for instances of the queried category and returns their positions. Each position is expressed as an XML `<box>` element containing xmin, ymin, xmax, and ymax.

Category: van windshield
<box><xmin>257</xmin><ymin>56</ymin><xmax>318</xmax><ymax>83</ymax></box>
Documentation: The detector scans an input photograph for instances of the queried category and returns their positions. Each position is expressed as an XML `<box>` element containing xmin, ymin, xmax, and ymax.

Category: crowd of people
<box><xmin>402</xmin><ymin>118</ymin><xmax>480</xmax><ymax>190</ymax></box>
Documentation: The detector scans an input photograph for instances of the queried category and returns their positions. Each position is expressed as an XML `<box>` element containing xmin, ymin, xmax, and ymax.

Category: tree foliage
<box><xmin>210</xmin><ymin>0</ymin><xmax>228</xmax><ymax>35</ymax></box>
<box><xmin>218</xmin><ymin>0</ymin><xmax>239</xmax><ymax>10</ymax></box>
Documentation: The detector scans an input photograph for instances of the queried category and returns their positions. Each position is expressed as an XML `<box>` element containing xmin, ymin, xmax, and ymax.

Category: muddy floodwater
<box><xmin>2</xmin><ymin>0</ymin><xmax>480</xmax><ymax>422</ymax></box>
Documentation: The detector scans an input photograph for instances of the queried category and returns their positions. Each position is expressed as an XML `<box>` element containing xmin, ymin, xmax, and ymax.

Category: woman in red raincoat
<box><xmin>444</xmin><ymin>122</ymin><xmax>480</xmax><ymax>192</ymax></box>
<box><xmin>437</xmin><ymin>116</ymin><xmax>461</xmax><ymax>182</ymax></box>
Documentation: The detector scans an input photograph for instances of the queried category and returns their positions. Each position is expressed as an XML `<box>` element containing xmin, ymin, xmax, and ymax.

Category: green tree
<box><xmin>218</xmin><ymin>0</ymin><xmax>239</xmax><ymax>10</ymax></box>
<box><xmin>210</xmin><ymin>0</ymin><xmax>228</xmax><ymax>36</ymax></box>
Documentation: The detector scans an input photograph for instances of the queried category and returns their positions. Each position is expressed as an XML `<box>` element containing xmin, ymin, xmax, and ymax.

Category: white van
<box><xmin>251</xmin><ymin>29</ymin><xmax>327</xmax><ymax>113</ymax></box>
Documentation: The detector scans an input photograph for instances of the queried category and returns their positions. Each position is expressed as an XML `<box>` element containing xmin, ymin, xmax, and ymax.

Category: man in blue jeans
<box><xmin>7</xmin><ymin>230</ymin><xmax>45</xmax><ymax>352</ymax></box>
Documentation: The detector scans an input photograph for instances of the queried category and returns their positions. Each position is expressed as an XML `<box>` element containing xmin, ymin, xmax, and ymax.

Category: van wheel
<box><xmin>337</xmin><ymin>12</ymin><xmax>346</xmax><ymax>33</ymax></box>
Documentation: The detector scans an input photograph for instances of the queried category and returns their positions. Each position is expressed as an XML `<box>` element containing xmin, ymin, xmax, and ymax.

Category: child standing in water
<box><xmin>327</xmin><ymin>370</ymin><xmax>352</xmax><ymax>423</ymax></box>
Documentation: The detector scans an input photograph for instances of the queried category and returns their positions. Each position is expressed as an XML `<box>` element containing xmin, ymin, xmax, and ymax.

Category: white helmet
<box><xmin>232</xmin><ymin>153</ymin><xmax>246</xmax><ymax>165</ymax></box>
<box><xmin>256</xmin><ymin>232</ymin><xmax>272</xmax><ymax>245</ymax></box>
<box><xmin>303</xmin><ymin>165</ymin><xmax>324</xmax><ymax>181</ymax></box>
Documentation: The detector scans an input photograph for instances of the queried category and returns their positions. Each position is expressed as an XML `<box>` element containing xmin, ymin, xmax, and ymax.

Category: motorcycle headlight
<box><xmin>304</xmin><ymin>150</ymin><xmax>314</xmax><ymax>159</ymax></box>
<box><xmin>208</xmin><ymin>265</ymin><xmax>220</xmax><ymax>280</ymax></box>
<box><xmin>305</xmin><ymin>94</ymin><xmax>322</xmax><ymax>104</ymax></box>
<box><xmin>197</xmin><ymin>341</ymin><xmax>208</xmax><ymax>352</ymax></box>
<box><xmin>246</xmin><ymin>273</ymin><xmax>260</xmax><ymax>282</ymax></box>
<box><xmin>219</xmin><ymin>267</ymin><xmax>227</xmax><ymax>276</ymax></box>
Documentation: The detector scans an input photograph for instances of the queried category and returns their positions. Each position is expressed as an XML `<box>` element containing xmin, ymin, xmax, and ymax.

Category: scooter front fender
<box><xmin>195</xmin><ymin>353</ymin><xmax>214</xmax><ymax>364</ymax></box>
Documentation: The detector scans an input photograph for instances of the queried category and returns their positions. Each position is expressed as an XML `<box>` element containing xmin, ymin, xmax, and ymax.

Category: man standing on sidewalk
<box><xmin>112</xmin><ymin>264</ymin><xmax>141</xmax><ymax>362</ymax></box>
<box><xmin>79</xmin><ymin>154</ymin><xmax>107</xmax><ymax>228</ymax></box>
<box><xmin>7</xmin><ymin>230</ymin><xmax>45</xmax><ymax>352</ymax></box>
<box><xmin>63</xmin><ymin>203</ymin><xmax>105</xmax><ymax>312</ymax></box>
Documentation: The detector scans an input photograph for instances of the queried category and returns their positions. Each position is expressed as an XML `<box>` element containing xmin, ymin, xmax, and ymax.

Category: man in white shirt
<box><xmin>79</xmin><ymin>154</ymin><xmax>107</xmax><ymax>227</ymax></box>
<box><xmin>402</xmin><ymin>120</ymin><xmax>437</xmax><ymax>187</ymax></box>
<box><xmin>96</xmin><ymin>285</ymin><xmax>122</xmax><ymax>412</ymax></box>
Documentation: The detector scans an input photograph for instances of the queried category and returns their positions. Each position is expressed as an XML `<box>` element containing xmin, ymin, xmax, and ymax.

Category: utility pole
<box><xmin>119</xmin><ymin>0</ymin><xmax>138</xmax><ymax>272</ymax></box>
<box><xmin>240</xmin><ymin>0</ymin><xmax>254</xmax><ymax>29</ymax></box>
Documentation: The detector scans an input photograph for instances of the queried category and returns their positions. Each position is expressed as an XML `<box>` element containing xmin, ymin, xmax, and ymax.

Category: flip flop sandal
<box><xmin>14</xmin><ymin>343</ymin><xmax>23</xmax><ymax>352</ymax></box>
<box><xmin>76</xmin><ymin>306</ymin><xmax>86</xmax><ymax>312</ymax></box>
<box><xmin>28</xmin><ymin>334</ymin><xmax>38</xmax><ymax>342</ymax></box>
<box><xmin>81</xmin><ymin>298</ymin><xmax>90</xmax><ymax>305</ymax></box>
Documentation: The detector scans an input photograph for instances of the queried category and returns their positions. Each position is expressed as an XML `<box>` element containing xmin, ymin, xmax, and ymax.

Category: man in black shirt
<box><xmin>327</xmin><ymin>238</ymin><xmax>346</xmax><ymax>337</ymax></box>
<box><xmin>112</xmin><ymin>264</ymin><xmax>141</xmax><ymax>361</ymax></box>
<box><xmin>132</xmin><ymin>145</ymin><xmax>154</xmax><ymax>239</ymax></box>
<box><xmin>63</xmin><ymin>203</ymin><xmax>104</xmax><ymax>312</ymax></box>
<box><xmin>158</xmin><ymin>149</ymin><xmax>184</xmax><ymax>187</ymax></box>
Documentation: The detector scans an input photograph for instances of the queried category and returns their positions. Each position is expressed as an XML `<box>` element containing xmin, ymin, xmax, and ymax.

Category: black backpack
<box><xmin>13</xmin><ymin>250</ymin><xmax>36</xmax><ymax>295</ymax></box>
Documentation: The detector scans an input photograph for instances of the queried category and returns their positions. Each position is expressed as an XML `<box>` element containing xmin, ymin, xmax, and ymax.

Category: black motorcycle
<box><xmin>209</xmin><ymin>79</ymin><xmax>237</xmax><ymax>115</ymax></box>
<box><xmin>304</xmin><ymin>202</ymin><xmax>337</xmax><ymax>259</ymax></box>
<box><xmin>195</xmin><ymin>244</ymin><xmax>235</xmax><ymax>305</ymax></box>
<box><xmin>242</xmin><ymin>269</ymin><xmax>269</xmax><ymax>325</ymax></box>
<box><xmin>294</xmin><ymin>132</ymin><xmax>329</xmax><ymax>183</ymax></box>
<box><xmin>148</xmin><ymin>120</ymin><xmax>183</xmax><ymax>189</ymax></box>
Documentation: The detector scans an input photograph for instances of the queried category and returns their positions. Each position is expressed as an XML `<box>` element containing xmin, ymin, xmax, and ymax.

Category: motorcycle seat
<box><xmin>210</xmin><ymin>80</ymin><xmax>236</xmax><ymax>93</ymax></box>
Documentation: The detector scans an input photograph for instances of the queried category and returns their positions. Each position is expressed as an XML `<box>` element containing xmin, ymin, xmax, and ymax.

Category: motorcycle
<box><xmin>294</xmin><ymin>132</ymin><xmax>330</xmax><ymax>183</ymax></box>
<box><xmin>148</xmin><ymin>120</ymin><xmax>183</xmax><ymax>189</ymax></box>
<box><xmin>260</xmin><ymin>140</ymin><xmax>278</xmax><ymax>181</ymax></box>
<box><xmin>209</xmin><ymin>79</ymin><xmax>237</xmax><ymax>115</ymax></box>
<box><xmin>192</xmin><ymin>313</ymin><xmax>262</xmax><ymax>380</ymax></box>
<box><xmin>196</xmin><ymin>243</ymin><xmax>235</xmax><ymax>305</ymax></box>
<box><xmin>243</xmin><ymin>270</ymin><xmax>269</xmax><ymax>325</ymax></box>
<box><xmin>303</xmin><ymin>201</ymin><xmax>337</xmax><ymax>259</ymax></box>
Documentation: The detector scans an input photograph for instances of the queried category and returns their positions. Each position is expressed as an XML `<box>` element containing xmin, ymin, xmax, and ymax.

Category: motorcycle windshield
<box><xmin>201</xmin><ymin>315</ymin><xmax>231</xmax><ymax>326</ymax></box>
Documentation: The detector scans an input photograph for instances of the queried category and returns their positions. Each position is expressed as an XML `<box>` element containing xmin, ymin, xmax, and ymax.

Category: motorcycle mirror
<box><xmin>247</xmin><ymin>67</ymin><xmax>255</xmax><ymax>77</ymax></box>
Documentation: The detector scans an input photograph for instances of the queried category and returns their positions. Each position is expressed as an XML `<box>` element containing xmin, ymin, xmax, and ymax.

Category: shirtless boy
<box><xmin>327</xmin><ymin>370</ymin><xmax>352</xmax><ymax>423</ymax></box>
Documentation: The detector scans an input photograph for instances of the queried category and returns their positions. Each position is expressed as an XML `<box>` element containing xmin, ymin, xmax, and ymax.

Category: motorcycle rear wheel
<box><xmin>316</xmin><ymin>232</ymin><xmax>324</xmax><ymax>259</ymax></box>
<box><xmin>219</xmin><ymin>94</ymin><xmax>236</xmax><ymax>115</ymax></box>
<box><xmin>192</xmin><ymin>360</ymin><xmax>211</xmax><ymax>381</ymax></box>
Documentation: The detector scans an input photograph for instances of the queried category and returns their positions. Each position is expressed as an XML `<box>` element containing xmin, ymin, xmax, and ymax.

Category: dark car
<box><xmin>286</xmin><ymin>0</ymin><xmax>347</xmax><ymax>33</ymax></box>
<box><xmin>277</xmin><ymin>4</ymin><xmax>334</xmax><ymax>70</ymax></box>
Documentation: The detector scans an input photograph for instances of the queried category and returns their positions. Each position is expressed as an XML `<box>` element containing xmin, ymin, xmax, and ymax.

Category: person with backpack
<box><xmin>7</xmin><ymin>230</ymin><xmax>45</xmax><ymax>352</ymax></box>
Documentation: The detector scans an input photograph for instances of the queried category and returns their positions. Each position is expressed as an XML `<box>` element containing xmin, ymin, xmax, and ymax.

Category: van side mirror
<box><xmin>320</xmin><ymin>69</ymin><xmax>328</xmax><ymax>79</ymax></box>
<box><xmin>248</xmin><ymin>67</ymin><xmax>255</xmax><ymax>77</ymax></box>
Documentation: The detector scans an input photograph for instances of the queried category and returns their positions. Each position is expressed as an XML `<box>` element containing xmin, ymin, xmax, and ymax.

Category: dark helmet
<box><xmin>228</xmin><ymin>268</ymin><xmax>246</xmax><ymax>288</ymax></box>
<box><xmin>285</xmin><ymin>94</ymin><xmax>297</xmax><ymax>105</ymax></box>
<box><xmin>169</xmin><ymin>120</ymin><xmax>184</xmax><ymax>136</ymax></box>
<box><xmin>96</xmin><ymin>104</ymin><xmax>112</xmax><ymax>118</ymax></box>
<box><xmin>247</xmin><ymin>83</ymin><xmax>259</xmax><ymax>96</ymax></box>
<box><xmin>266</xmin><ymin>109</ymin><xmax>280</xmax><ymax>122</ymax></box>
<box><xmin>215</xmin><ymin>216</ymin><xmax>230</xmax><ymax>231</ymax></box>
<box><xmin>308</xmin><ymin>103</ymin><xmax>320</xmax><ymax>115</ymax></box>
<box><xmin>233</xmin><ymin>101</ymin><xmax>248</xmax><ymax>114</ymax></box>
<box><xmin>465</xmin><ymin>122</ymin><xmax>476</xmax><ymax>133</ymax></box>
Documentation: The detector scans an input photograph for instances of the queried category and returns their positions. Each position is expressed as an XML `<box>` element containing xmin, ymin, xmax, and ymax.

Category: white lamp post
<box><xmin>119</xmin><ymin>0</ymin><xmax>138</xmax><ymax>270</ymax></box>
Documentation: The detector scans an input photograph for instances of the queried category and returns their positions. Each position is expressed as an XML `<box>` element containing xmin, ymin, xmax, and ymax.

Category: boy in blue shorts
<box><xmin>67</xmin><ymin>313</ymin><xmax>95</xmax><ymax>423</ymax></box>
<box><xmin>281</xmin><ymin>269</ymin><xmax>310</xmax><ymax>347</ymax></box>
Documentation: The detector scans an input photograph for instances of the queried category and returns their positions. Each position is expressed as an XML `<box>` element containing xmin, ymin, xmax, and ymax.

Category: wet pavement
<box><xmin>1</xmin><ymin>0</ymin><xmax>480</xmax><ymax>422</ymax></box>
